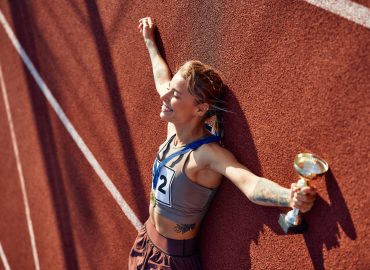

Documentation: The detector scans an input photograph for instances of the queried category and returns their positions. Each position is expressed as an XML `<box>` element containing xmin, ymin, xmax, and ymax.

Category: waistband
<box><xmin>145</xmin><ymin>219</ymin><xmax>199</xmax><ymax>257</ymax></box>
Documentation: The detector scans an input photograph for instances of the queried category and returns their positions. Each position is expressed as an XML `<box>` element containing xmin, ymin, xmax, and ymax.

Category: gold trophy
<box><xmin>279</xmin><ymin>153</ymin><xmax>329</xmax><ymax>234</ymax></box>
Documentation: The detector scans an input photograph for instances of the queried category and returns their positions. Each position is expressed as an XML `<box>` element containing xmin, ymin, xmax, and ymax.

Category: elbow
<box><xmin>245</xmin><ymin>176</ymin><xmax>263</xmax><ymax>203</ymax></box>
<box><xmin>245</xmin><ymin>188</ymin><xmax>256</xmax><ymax>203</ymax></box>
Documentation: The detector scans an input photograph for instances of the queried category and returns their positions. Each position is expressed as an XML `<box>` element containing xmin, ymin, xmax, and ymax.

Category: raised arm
<box><xmin>138</xmin><ymin>17</ymin><xmax>172</xmax><ymax>96</ymax></box>
<box><xmin>207</xmin><ymin>144</ymin><xmax>316</xmax><ymax>212</ymax></box>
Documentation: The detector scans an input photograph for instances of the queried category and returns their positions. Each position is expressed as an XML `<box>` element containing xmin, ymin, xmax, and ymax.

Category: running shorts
<box><xmin>128</xmin><ymin>219</ymin><xmax>202</xmax><ymax>270</ymax></box>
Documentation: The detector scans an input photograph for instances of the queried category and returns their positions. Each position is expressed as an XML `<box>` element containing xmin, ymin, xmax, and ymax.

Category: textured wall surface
<box><xmin>0</xmin><ymin>1</ymin><xmax>369</xmax><ymax>269</ymax></box>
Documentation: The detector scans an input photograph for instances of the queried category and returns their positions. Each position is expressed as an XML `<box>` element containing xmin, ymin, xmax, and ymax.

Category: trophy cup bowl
<box><xmin>278</xmin><ymin>153</ymin><xmax>329</xmax><ymax>234</ymax></box>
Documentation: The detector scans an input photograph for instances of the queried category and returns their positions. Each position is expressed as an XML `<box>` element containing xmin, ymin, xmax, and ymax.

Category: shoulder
<box><xmin>193</xmin><ymin>141</ymin><xmax>237</xmax><ymax>170</ymax></box>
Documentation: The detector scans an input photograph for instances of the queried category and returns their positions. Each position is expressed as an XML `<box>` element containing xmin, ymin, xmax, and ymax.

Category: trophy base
<box><xmin>278</xmin><ymin>214</ymin><xmax>307</xmax><ymax>234</ymax></box>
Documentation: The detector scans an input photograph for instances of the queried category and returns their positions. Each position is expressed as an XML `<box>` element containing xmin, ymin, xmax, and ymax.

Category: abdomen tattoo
<box><xmin>174</xmin><ymin>223</ymin><xmax>196</xmax><ymax>234</ymax></box>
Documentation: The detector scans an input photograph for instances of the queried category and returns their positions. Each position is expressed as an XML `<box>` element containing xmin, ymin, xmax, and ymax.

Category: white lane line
<box><xmin>0</xmin><ymin>242</ymin><xmax>11</xmax><ymax>270</ymax></box>
<box><xmin>0</xmin><ymin>10</ymin><xmax>143</xmax><ymax>231</ymax></box>
<box><xmin>0</xmin><ymin>66</ymin><xmax>39</xmax><ymax>270</ymax></box>
<box><xmin>304</xmin><ymin>0</ymin><xmax>370</xmax><ymax>29</ymax></box>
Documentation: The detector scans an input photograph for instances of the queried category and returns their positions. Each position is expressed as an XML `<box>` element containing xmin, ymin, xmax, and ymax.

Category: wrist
<box><xmin>287</xmin><ymin>186</ymin><xmax>294</xmax><ymax>208</ymax></box>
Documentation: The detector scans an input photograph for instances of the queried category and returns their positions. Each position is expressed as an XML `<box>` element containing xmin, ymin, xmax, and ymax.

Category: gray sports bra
<box><xmin>150</xmin><ymin>134</ymin><xmax>219</xmax><ymax>224</ymax></box>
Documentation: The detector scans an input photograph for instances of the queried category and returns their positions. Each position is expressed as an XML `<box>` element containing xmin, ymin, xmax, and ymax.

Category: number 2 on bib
<box><xmin>154</xmin><ymin>165</ymin><xmax>175</xmax><ymax>206</ymax></box>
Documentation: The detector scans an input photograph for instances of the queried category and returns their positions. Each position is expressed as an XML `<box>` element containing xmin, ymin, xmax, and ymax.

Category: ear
<box><xmin>196</xmin><ymin>103</ymin><xmax>209</xmax><ymax>117</ymax></box>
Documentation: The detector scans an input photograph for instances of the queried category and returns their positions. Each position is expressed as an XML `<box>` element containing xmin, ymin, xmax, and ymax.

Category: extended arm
<box><xmin>208</xmin><ymin>145</ymin><xmax>316</xmax><ymax>211</ymax></box>
<box><xmin>138</xmin><ymin>17</ymin><xmax>172</xmax><ymax>96</ymax></box>
<box><xmin>217</xmin><ymin>155</ymin><xmax>292</xmax><ymax>207</ymax></box>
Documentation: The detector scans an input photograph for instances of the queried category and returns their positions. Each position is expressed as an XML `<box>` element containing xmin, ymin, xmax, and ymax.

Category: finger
<box><xmin>292</xmin><ymin>198</ymin><xmax>303</xmax><ymax>208</ymax></box>
<box><xmin>139</xmin><ymin>17</ymin><xmax>149</xmax><ymax>22</ymax></box>
<box><xmin>299</xmin><ymin>194</ymin><xmax>316</xmax><ymax>203</ymax></box>
<box><xmin>296</xmin><ymin>186</ymin><xmax>307</xmax><ymax>195</ymax></box>
<box><xmin>301</xmin><ymin>186</ymin><xmax>317</xmax><ymax>195</ymax></box>
<box><xmin>293</xmin><ymin>194</ymin><xmax>315</xmax><ymax>211</ymax></box>
<box><xmin>143</xmin><ymin>19</ymin><xmax>149</xmax><ymax>28</ymax></box>
<box><xmin>297</xmin><ymin>194</ymin><xmax>316</xmax><ymax>203</ymax></box>
<box><xmin>294</xmin><ymin>202</ymin><xmax>312</xmax><ymax>213</ymax></box>
<box><xmin>290</xmin><ymin>184</ymin><xmax>299</xmax><ymax>194</ymax></box>
<box><xmin>293</xmin><ymin>188</ymin><xmax>301</xmax><ymax>196</ymax></box>
<box><xmin>296</xmin><ymin>194</ymin><xmax>307</xmax><ymax>202</ymax></box>
<box><xmin>147</xmin><ymin>17</ymin><xmax>153</xmax><ymax>28</ymax></box>
<box><xmin>295</xmin><ymin>196</ymin><xmax>314</xmax><ymax>205</ymax></box>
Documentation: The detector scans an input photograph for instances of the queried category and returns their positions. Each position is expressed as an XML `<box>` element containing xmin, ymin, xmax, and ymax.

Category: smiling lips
<box><xmin>162</xmin><ymin>104</ymin><xmax>173</xmax><ymax>112</ymax></box>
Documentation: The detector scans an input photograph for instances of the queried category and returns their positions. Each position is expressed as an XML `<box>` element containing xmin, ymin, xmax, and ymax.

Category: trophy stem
<box><xmin>285</xmin><ymin>208</ymin><xmax>300</xmax><ymax>225</ymax></box>
<box><xmin>285</xmin><ymin>176</ymin><xmax>309</xmax><ymax>225</ymax></box>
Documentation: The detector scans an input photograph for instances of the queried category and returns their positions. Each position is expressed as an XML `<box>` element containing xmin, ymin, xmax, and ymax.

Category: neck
<box><xmin>173</xmin><ymin>123</ymin><xmax>209</xmax><ymax>147</ymax></box>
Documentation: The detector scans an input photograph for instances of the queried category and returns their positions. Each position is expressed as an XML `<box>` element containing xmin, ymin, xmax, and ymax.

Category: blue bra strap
<box><xmin>152</xmin><ymin>135</ymin><xmax>221</xmax><ymax>189</ymax></box>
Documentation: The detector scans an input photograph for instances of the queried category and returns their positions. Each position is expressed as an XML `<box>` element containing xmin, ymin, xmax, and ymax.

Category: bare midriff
<box><xmin>149</xmin><ymin>203</ymin><xmax>201</xmax><ymax>240</ymax></box>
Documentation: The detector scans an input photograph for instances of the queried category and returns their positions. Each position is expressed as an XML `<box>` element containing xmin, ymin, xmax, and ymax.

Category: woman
<box><xmin>129</xmin><ymin>17</ymin><xmax>317</xmax><ymax>270</ymax></box>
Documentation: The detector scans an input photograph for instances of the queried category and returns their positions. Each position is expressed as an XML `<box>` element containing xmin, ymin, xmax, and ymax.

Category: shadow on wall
<box><xmin>7</xmin><ymin>2</ymin><xmax>78</xmax><ymax>269</ymax></box>
<box><xmin>304</xmin><ymin>169</ymin><xmax>357</xmax><ymax>270</ymax></box>
<box><xmin>200</xmin><ymin>88</ymin><xmax>357</xmax><ymax>270</ymax></box>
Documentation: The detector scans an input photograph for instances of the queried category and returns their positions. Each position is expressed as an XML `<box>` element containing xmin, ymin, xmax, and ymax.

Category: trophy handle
<box><xmin>285</xmin><ymin>176</ymin><xmax>309</xmax><ymax>225</ymax></box>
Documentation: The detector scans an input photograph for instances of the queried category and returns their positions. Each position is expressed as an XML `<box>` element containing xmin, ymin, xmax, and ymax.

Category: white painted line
<box><xmin>304</xmin><ymin>0</ymin><xmax>370</xmax><ymax>29</ymax></box>
<box><xmin>0</xmin><ymin>10</ymin><xmax>143</xmax><ymax>231</ymax></box>
<box><xmin>0</xmin><ymin>66</ymin><xmax>39</xmax><ymax>270</ymax></box>
<box><xmin>0</xmin><ymin>242</ymin><xmax>11</xmax><ymax>270</ymax></box>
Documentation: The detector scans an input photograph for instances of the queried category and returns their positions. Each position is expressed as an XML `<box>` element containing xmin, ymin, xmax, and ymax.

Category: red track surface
<box><xmin>0</xmin><ymin>1</ymin><xmax>369</xmax><ymax>269</ymax></box>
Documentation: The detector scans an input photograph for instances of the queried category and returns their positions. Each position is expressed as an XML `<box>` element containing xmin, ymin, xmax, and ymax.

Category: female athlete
<box><xmin>129</xmin><ymin>17</ymin><xmax>317</xmax><ymax>270</ymax></box>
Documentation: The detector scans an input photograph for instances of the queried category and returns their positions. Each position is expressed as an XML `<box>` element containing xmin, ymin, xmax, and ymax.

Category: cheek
<box><xmin>171</xmin><ymin>96</ymin><xmax>198</xmax><ymax>115</ymax></box>
<box><xmin>171</xmin><ymin>98</ymin><xmax>184</xmax><ymax>109</ymax></box>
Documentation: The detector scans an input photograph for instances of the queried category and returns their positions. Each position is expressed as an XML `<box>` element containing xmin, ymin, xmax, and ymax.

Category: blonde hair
<box><xmin>177</xmin><ymin>60</ymin><xmax>227</xmax><ymax>139</ymax></box>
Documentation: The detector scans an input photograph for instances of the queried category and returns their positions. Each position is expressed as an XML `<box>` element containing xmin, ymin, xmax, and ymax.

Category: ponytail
<box><xmin>213</xmin><ymin>110</ymin><xmax>224</xmax><ymax>139</ymax></box>
<box><xmin>205</xmin><ymin>108</ymin><xmax>224</xmax><ymax>145</ymax></box>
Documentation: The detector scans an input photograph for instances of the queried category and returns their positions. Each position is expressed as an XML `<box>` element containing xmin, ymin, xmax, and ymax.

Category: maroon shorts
<box><xmin>128</xmin><ymin>219</ymin><xmax>202</xmax><ymax>270</ymax></box>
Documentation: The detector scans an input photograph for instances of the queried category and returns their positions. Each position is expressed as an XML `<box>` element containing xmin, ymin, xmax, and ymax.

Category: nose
<box><xmin>160</xmin><ymin>88</ymin><xmax>172</xmax><ymax>101</ymax></box>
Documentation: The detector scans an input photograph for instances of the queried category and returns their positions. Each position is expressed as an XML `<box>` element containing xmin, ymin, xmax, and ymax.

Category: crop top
<box><xmin>150</xmin><ymin>134</ymin><xmax>219</xmax><ymax>224</ymax></box>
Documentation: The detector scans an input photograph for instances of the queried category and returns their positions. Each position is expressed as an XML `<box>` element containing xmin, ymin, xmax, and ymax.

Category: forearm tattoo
<box><xmin>145</xmin><ymin>39</ymin><xmax>166</xmax><ymax>84</ymax></box>
<box><xmin>174</xmin><ymin>223</ymin><xmax>196</xmax><ymax>234</ymax></box>
<box><xmin>251</xmin><ymin>179</ymin><xmax>290</xmax><ymax>207</ymax></box>
<box><xmin>145</xmin><ymin>39</ymin><xmax>159</xmax><ymax>60</ymax></box>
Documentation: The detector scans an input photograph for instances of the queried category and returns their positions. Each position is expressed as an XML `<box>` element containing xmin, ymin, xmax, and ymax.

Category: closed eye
<box><xmin>167</xmin><ymin>87</ymin><xmax>180</xmax><ymax>99</ymax></box>
<box><xmin>168</xmin><ymin>82</ymin><xmax>182</xmax><ymax>97</ymax></box>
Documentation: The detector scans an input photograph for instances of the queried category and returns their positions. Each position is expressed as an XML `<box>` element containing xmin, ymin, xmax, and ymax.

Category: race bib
<box><xmin>154</xmin><ymin>165</ymin><xmax>175</xmax><ymax>206</ymax></box>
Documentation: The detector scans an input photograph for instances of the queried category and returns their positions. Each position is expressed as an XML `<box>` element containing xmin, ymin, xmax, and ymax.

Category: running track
<box><xmin>0</xmin><ymin>1</ymin><xmax>369</xmax><ymax>269</ymax></box>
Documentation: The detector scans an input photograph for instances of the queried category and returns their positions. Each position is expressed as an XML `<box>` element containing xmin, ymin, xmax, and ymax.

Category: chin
<box><xmin>159</xmin><ymin>112</ymin><xmax>171</xmax><ymax>121</ymax></box>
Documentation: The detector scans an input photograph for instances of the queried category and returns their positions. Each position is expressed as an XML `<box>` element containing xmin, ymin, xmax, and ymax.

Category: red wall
<box><xmin>0</xmin><ymin>1</ymin><xmax>368</xmax><ymax>269</ymax></box>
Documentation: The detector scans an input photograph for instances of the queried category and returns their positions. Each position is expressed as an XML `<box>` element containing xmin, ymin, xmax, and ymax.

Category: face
<box><xmin>160</xmin><ymin>72</ymin><xmax>208</xmax><ymax>124</ymax></box>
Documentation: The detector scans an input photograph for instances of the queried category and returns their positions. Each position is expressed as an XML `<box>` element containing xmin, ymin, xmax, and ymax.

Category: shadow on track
<box><xmin>303</xmin><ymin>169</ymin><xmax>357</xmax><ymax>270</ymax></box>
<box><xmin>84</xmin><ymin>0</ymin><xmax>148</xmax><ymax>222</ymax></box>
<box><xmin>7</xmin><ymin>2</ymin><xmax>78</xmax><ymax>269</ymax></box>
<box><xmin>199</xmin><ymin>87</ymin><xmax>265</xmax><ymax>270</ymax></box>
